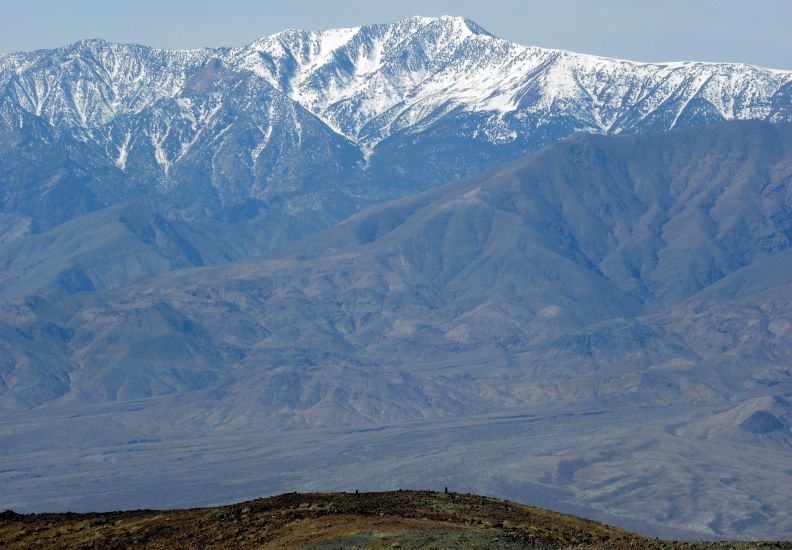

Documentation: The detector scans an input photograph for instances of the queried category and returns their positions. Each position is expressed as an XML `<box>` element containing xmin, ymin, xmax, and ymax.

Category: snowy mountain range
<box><xmin>2</xmin><ymin>16</ymin><xmax>792</xmax><ymax>540</ymax></box>
<box><xmin>1</xmin><ymin>16</ymin><xmax>791</xmax><ymax>246</ymax></box>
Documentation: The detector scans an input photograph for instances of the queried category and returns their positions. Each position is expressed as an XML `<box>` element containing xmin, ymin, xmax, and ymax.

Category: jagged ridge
<box><xmin>1</xmin><ymin>16</ymin><xmax>791</xmax><ymax>245</ymax></box>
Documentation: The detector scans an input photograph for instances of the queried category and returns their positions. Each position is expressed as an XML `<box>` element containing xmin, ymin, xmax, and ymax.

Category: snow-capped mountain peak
<box><xmin>4</xmin><ymin>16</ymin><xmax>790</xmax><ymax>142</ymax></box>
<box><xmin>224</xmin><ymin>16</ymin><xmax>791</xmax><ymax>146</ymax></box>
<box><xmin>1</xmin><ymin>16</ymin><xmax>791</xmax><ymax>237</ymax></box>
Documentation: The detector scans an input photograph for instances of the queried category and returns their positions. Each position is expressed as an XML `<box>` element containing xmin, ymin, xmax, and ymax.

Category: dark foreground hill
<box><xmin>0</xmin><ymin>491</ymin><xmax>789</xmax><ymax>549</ymax></box>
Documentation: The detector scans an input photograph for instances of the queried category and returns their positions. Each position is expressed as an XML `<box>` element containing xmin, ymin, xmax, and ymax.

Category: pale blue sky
<box><xmin>1</xmin><ymin>0</ymin><xmax>790</xmax><ymax>69</ymax></box>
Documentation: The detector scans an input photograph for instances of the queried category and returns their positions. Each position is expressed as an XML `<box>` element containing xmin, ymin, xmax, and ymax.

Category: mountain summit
<box><xmin>1</xmin><ymin>16</ymin><xmax>791</xmax><ymax>248</ymax></box>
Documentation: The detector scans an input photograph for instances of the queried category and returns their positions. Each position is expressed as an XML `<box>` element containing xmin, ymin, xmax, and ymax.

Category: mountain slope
<box><xmin>0</xmin><ymin>203</ymin><xmax>251</xmax><ymax>301</ymax></box>
<box><xmin>2</xmin><ymin>121</ymin><xmax>792</xmax><ymax>538</ymax></box>
<box><xmin>2</xmin><ymin>120</ymin><xmax>790</xmax><ymax>415</ymax></box>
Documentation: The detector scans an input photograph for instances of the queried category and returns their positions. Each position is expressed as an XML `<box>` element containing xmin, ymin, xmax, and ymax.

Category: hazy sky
<box><xmin>1</xmin><ymin>0</ymin><xmax>790</xmax><ymax>69</ymax></box>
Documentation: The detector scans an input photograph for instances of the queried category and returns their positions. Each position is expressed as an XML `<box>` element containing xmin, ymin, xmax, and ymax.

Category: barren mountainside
<box><xmin>3</xmin><ymin>121</ymin><xmax>791</xmax><ymax>413</ymax></box>
<box><xmin>1</xmin><ymin>121</ymin><xmax>792</xmax><ymax>539</ymax></box>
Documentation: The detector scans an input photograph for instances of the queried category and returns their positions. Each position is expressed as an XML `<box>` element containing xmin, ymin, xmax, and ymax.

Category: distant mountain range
<box><xmin>2</xmin><ymin>120</ymin><xmax>792</xmax><ymax>538</ymax></box>
<box><xmin>1</xmin><ymin>16</ymin><xmax>790</xmax><ymax>249</ymax></box>
<box><xmin>1</xmin><ymin>17</ymin><xmax>792</xmax><ymax>540</ymax></box>
<box><xmin>3</xmin><ymin>120</ymin><xmax>790</xmax><ymax>417</ymax></box>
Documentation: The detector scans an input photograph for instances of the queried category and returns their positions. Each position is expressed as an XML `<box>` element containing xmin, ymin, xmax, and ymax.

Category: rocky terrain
<box><xmin>1</xmin><ymin>491</ymin><xmax>790</xmax><ymax>549</ymax></box>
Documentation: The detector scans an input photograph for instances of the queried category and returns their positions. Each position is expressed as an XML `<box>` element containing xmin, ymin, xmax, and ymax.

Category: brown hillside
<box><xmin>1</xmin><ymin>490</ymin><xmax>789</xmax><ymax>549</ymax></box>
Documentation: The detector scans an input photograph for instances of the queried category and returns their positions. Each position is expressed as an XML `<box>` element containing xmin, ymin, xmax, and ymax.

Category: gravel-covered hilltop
<box><xmin>1</xmin><ymin>490</ymin><xmax>790</xmax><ymax>549</ymax></box>
<box><xmin>2</xmin><ymin>16</ymin><xmax>791</xmax><ymax>244</ymax></box>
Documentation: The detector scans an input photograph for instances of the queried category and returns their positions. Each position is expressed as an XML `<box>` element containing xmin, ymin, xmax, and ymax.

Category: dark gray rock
<box><xmin>739</xmin><ymin>411</ymin><xmax>787</xmax><ymax>434</ymax></box>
